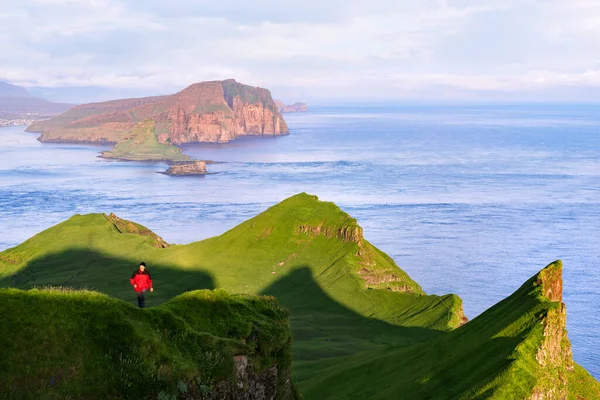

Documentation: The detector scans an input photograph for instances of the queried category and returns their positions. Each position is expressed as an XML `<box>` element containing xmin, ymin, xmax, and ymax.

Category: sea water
<box><xmin>0</xmin><ymin>103</ymin><xmax>598</xmax><ymax>377</ymax></box>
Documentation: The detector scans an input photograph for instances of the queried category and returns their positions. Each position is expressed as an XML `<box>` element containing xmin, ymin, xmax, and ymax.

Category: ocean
<box><xmin>1</xmin><ymin>103</ymin><xmax>598</xmax><ymax>377</ymax></box>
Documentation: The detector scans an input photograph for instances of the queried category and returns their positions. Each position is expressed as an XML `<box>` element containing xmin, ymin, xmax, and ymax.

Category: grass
<box><xmin>1</xmin><ymin>193</ymin><xmax>598</xmax><ymax>398</ymax></box>
<box><xmin>294</xmin><ymin>261</ymin><xmax>595</xmax><ymax>399</ymax></box>
<box><xmin>221</xmin><ymin>79</ymin><xmax>280</xmax><ymax>115</ymax></box>
<box><xmin>0</xmin><ymin>287</ymin><xmax>296</xmax><ymax>399</ymax></box>
<box><xmin>101</xmin><ymin>120</ymin><xmax>190</xmax><ymax>161</ymax></box>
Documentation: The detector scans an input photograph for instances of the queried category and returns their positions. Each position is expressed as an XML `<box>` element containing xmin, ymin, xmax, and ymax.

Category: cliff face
<box><xmin>27</xmin><ymin>79</ymin><xmax>289</xmax><ymax>144</ymax></box>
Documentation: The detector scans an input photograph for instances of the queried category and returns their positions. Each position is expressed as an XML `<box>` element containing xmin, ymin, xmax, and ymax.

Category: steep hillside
<box><xmin>26</xmin><ymin>79</ymin><xmax>289</xmax><ymax>144</ymax></box>
<box><xmin>1</xmin><ymin>193</ymin><xmax>597</xmax><ymax>398</ymax></box>
<box><xmin>297</xmin><ymin>261</ymin><xmax>600</xmax><ymax>399</ymax></box>
<box><xmin>0</xmin><ymin>288</ymin><xmax>297</xmax><ymax>399</ymax></box>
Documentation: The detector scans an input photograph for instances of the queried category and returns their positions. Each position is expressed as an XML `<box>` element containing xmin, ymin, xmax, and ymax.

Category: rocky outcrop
<box><xmin>105</xmin><ymin>212</ymin><xmax>169</xmax><ymax>248</ymax></box>
<box><xmin>296</xmin><ymin>223</ymin><xmax>363</xmax><ymax>244</ymax></box>
<box><xmin>530</xmin><ymin>262</ymin><xmax>574</xmax><ymax>400</ymax></box>
<box><xmin>164</xmin><ymin>161</ymin><xmax>207</xmax><ymax>176</ymax></box>
<box><xmin>27</xmin><ymin>79</ymin><xmax>289</xmax><ymax>144</ymax></box>
<box><xmin>202</xmin><ymin>355</ymin><xmax>295</xmax><ymax>400</ymax></box>
<box><xmin>274</xmin><ymin>100</ymin><xmax>307</xmax><ymax>113</ymax></box>
<box><xmin>354</xmin><ymin>243</ymin><xmax>427</xmax><ymax>296</ymax></box>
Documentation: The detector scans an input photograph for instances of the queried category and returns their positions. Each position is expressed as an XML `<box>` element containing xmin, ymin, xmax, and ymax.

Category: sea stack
<box><xmin>164</xmin><ymin>161</ymin><xmax>207</xmax><ymax>176</ymax></box>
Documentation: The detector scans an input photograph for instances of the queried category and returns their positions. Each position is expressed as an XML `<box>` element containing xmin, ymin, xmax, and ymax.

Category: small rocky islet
<box><xmin>162</xmin><ymin>160</ymin><xmax>208</xmax><ymax>176</ymax></box>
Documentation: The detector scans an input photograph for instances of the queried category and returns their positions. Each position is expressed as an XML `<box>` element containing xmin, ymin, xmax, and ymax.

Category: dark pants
<box><xmin>137</xmin><ymin>291</ymin><xmax>146</xmax><ymax>308</ymax></box>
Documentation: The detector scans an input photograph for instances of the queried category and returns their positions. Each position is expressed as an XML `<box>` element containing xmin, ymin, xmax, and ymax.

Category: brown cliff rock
<box><xmin>105</xmin><ymin>213</ymin><xmax>169</xmax><ymax>248</ymax></box>
<box><xmin>27</xmin><ymin>80</ymin><xmax>289</xmax><ymax>144</ymax></box>
<box><xmin>164</xmin><ymin>161</ymin><xmax>207</xmax><ymax>176</ymax></box>
<box><xmin>530</xmin><ymin>261</ymin><xmax>574</xmax><ymax>400</ymax></box>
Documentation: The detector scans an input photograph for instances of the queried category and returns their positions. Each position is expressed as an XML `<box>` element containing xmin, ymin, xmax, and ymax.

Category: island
<box><xmin>27</xmin><ymin>79</ymin><xmax>288</xmax><ymax>162</ymax></box>
<box><xmin>163</xmin><ymin>161</ymin><xmax>207</xmax><ymax>176</ymax></box>
<box><xmin>27</xmin><ymin>79</ymin><xmax>288</xmax><ymax>145</ymax></box>
<box><xmin>275</xmin><ymin>100</ymin><xmax>308</xmax><ymax>113</ymax></box>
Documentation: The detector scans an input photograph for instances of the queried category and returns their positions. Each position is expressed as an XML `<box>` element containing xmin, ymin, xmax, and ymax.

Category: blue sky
<box><xmin>2</xmin><ymin>0</ymin><xmax>600</xmax><ymax>103</ymax></box>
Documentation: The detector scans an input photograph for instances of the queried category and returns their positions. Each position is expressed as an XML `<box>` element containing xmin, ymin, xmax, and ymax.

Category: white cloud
<box><xmin>1</xmin><ymin>0</ymin><xmax>600</xmax><ymax>101</ymax></box>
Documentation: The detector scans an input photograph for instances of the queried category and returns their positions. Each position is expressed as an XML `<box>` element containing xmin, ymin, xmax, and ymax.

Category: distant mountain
<box><xmin>0</xmin><ymin>82</ymin><xmax>32</xmax><ymax>98</ymax></box>
<box><xmin>0</xmin><ymin>82</ymin><xmax>73</xmax><ymax>117</ymax></box>
<box><xmin>27</xmin><ymin>79</ymin><xmax>289</xmax><ymax>144</ymax></box>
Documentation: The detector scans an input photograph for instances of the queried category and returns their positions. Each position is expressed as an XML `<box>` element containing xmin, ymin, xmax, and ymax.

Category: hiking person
<box><xmin>129</xmin><ymin>262</ymin><xmax>153</xmax><ymax>308</ymax></box>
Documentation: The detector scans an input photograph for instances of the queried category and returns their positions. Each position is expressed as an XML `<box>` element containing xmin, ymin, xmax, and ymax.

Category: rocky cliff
<box><xmin>27</xmin><ymin>79</ymin><xmax>289</xmax><ymax>144</ymax></box>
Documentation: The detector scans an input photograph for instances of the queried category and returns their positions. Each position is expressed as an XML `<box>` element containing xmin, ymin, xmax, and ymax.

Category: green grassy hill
<box><xmin>0</xmin><ymin>288</ymin><xmax>296</xmax><ymax>399</ymax></box>
<box><xmin>1</xmin><ymin>193</ymin><xmax>598</xmax><ymax>398</ymax></box>
<box><xmin>101</xmin><ymin>120</ymin><xmax>190</xmax><ymax>162</ymax></box>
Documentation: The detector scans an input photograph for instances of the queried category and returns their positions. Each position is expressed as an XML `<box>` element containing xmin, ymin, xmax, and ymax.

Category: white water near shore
<box><xmin>1</xmin><ymin>103</ymin><xmax>599</xmax><ymax>377</ymax></box>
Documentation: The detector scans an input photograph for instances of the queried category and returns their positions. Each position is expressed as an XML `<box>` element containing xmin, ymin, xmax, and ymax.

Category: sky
<box><xmin>1</xmin><ymin>0</ymin><xmax>600</xmax><ymax>103</ymax></box>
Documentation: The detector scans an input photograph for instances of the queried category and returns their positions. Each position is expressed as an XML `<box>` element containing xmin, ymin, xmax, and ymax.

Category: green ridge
<box><xmin>0</xmin><ymin>288</ymin><xmax>296</xmax><ymax>399</ymax></box>
<box><xmin>297</xmin><ymin>261</ymin><xmax>600</xmax><ymax>399</ymax></box>
<box><xmin>101</xmin><ymin>120</ymin><xmax>190</xmax><ymax>161</ymax></box>
<box><xmin>1</xmin><ymin>193</ymin><xmax>598</xmax><ymax>398</ymax></box>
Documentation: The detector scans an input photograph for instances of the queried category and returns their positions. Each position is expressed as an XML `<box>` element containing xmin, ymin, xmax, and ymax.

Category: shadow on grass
<box><xmin>5</xmin><ymin>254</ymin><xmax>442</xmax><ymax>353</ymax></box>
<box><xmin>260</xmin><ymin>266</ymin><xmax>444</xmax><ymax>362</ymax></box>
<box><xmin>4</xmin><ymin>253</ymin><xmax>453</xmax><ymax>397</ymax></box>
<box><xmin>2</xmin><ymin>248</ymin><xmax>215</xmax><ymax>308</ymax></box>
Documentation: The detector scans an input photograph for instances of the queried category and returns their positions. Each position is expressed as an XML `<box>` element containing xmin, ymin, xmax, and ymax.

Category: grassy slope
<box><xmin>1</xmin><ymin>193</ymin><xmax>598</xmax><ymax>398</ymax></box>
<box><xmin>26</xmin><ymin>108</ymin><xmax>106</xmax><ymax>132</ymax></box>
<box><xmin>0</xmin><ymin>288</ymin><xmax>294</xmax><ymax>399</ymax></box>
<box><xmin>101</xmin><ymin>120</ymin><xmax>190</xmax><ymax>161</ymax></box>
<box><xmin>297</xmin><ymin>261</ymin><xmax>600</xmax><ymax>399</ymax></box>
<box><xmin>26</xmin><ymin>106</ymin><xmax>135</xmax><ymax>143</ymax></box>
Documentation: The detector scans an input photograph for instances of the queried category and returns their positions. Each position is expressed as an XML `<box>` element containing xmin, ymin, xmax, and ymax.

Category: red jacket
<box><xmin>130</xmin><ymin>269</ymin><xmax>153</xmax><ymax>293</ymax></box>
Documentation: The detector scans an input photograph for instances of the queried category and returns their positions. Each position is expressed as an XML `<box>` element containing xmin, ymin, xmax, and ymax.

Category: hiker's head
<box><xmin>139</xmin><ymin>262</ymin><xmax>146</xmax><ymax>271</ymax></box>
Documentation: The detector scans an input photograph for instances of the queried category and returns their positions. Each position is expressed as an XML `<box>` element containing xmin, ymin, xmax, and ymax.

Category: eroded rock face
<box><xmin>206</xmin><ymin>356</ymin><xmax>288</xmax><ymax>400</ymax></box>
<box><xmin>28</xmin><ymin>80</ymin><xmax>289</xmax><ymax>145</ymax></box>
<box><xmin>105</xmin><ymin>213</ymin><xmax>169</xmax><ymax>248</ymax></box>
<box><xmin>164</xmin><ymin>161</ymin><xmax>207</xmax><ymax>176</ymax></box>
<box><xmin>530</xmin><ymin>262</ymin><xmax>574</xmax><ymax>400</ymax></box>
<box><xmin>174</xmin><ymin>355</ymin><xmax>295</xmax><ymax>400</ymax></box>
<box><xmin>296</xmin><ymin>223</ymin><xmax>363</xmax><ymax>244</ymax></box>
